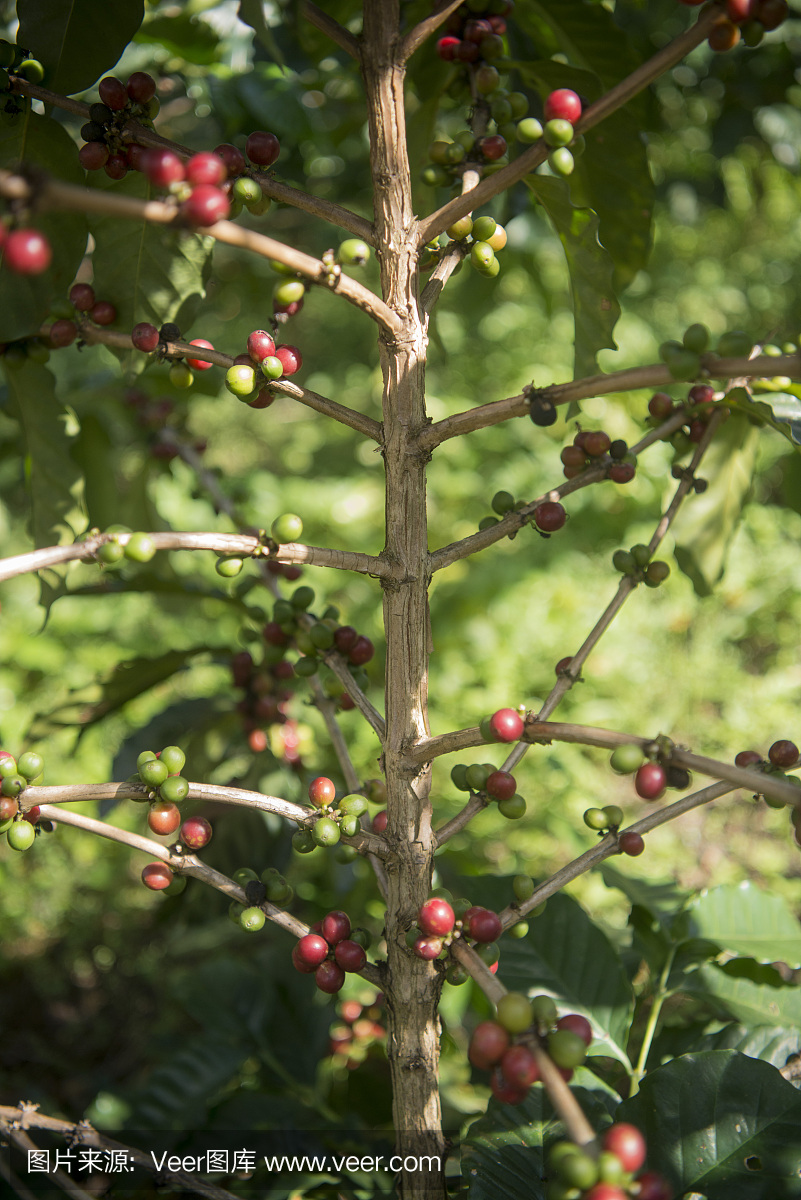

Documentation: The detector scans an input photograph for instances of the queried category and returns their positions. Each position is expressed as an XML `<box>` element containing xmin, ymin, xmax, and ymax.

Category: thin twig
<box><xmin>0</xmin><ymin>170</ymin><xmax>398</xmax><ymax>334</ymax></box>
<box><xmin>9</xmin><ymin>77</ymin><xmax>374</xmax><ymax>243</ymax></box>
<box><xmin>416</xmin><ymin>4</ymin><xmax>724</xmax><ymax>245</ymax></box>
<box><xmin>302</xmin><ymin>0</ymin><xmax>361</xmax><ymax>59</ymax></box>
<box><xmin>399</xmin><ymin>0</ymin><xmax>464</xmax><ymax>61</ymax></box>
<box><xmin>418</xmin><ymin>354</ymin><xmax>801</xmax><ymax>452</ymax></box>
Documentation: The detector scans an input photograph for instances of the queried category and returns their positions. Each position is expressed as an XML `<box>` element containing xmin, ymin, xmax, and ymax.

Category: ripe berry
<box><xmin>609</xmin><ymin>463</ymin><xmax>636</xmax><ymax>484</ymax></box>
<box><xmin>757</xmin><ymin>0</ymin><xmax>789</xmax><ymax>29</ymax></box>
<box><xmin>436</xmin><ymin>35</ymin><xmax>460</xmax><ymax>59</ymax></box>
<box><xmin>735</xmin><ymin>749</ymin><xmax>762</xmax><ymax>767</ymax></box>
<box><xmin>180</xmin><ymin>816</ymin><xmax>212</xmax><ymax>849</ymax></box>
<box><xmin>275</xmin><ymin>345</ymin><xmax>302</xmax><ymax>376</ymax></box>
<box><xmin>296</xmin><ymin>933</ymin><xmax>329</xmax><ymax>968</ymax></box>
<box><xmin>635</xmin><ymin>762</ymin><xmax>667</xmax><ymax>800</ymax></box>
<box><xmin>489</xmin><ymin>1067</ymin><xmax>529</xmax><ymax>1105</ymax></box>
<box><xmin>769</xmin><ymin>740</ymin><xmax>798</xmax><ymax>767</ymax></box>
<box><xmin>372</xmin><ymin>810</ymin><xmax>387</xmax><ymax>834</ymax></box>
<box><xmin>184</xmin><ymin>339</ymin><xmax>213</xmax><ymax>370</ymax></box>
<box><xmin>601</xmin><ymin>1123</ymin><xmax>647</xmax><ymax>1173</ymax></box>
<box><xmin>90</xmin><ymin>301</ymin><xmax>117</xmax><ymax>325</ymax></box>
<box><xmin>98</xmin><ymin>76</ymin><xmax>128</xmax><ymax>110</ymax></box>
<box><xmin>466</xmin><ymin>907</ymin><xmax>502</xmax><ymax>943</ymax></box>
<box><xmin>143</xmin><ymin>148</ymin><xmax>185</xmax><ymax>188</ymax></box>
<box><xmin>127</xmin><ymin>71</ymin><xmax>156</xmax><ymax>104</ymax></box>
<box><xmin>544</xmin><ymin>89</ymin><xmax>582</xmax><ymax>124</ymax></box>
<box><xmin>633</xmin><ymin>1172</ymin><xmax>672</xmax><ymax>1200</ymax></box>
<box><xmin>132</xmin><ymin>322</ymin><xmax>160</xmax><ymax>352</ymax></box>
<box><xmin>489</xmin><ymin>708</ymin><xmax>524</xmax><ymax>742</ymax></box>
<box><xmin>147</xmin><ymin>800</ymin><xmax>181</xmax><ymax>835</ymax></box>
<box><xmin>476</xmin><ymin>135</ymin><xmax>507</xmax><ymax>161</ymax></box>
<box><xmin>4</xmin><ymin>229</ymin><xmax>52</xmax><ymax>274</ymax></box>
<box><xmin>79</xmin><ymin>142</ymin><xmax>109</xmax><ymax>170</ymax></box>
<box><xmin>49</xmin><ymin>319</ymin><xmax>77</xmax><ymax>348</ymax></box>
<box><xmin>322</xmin><ymin>910</ymin><xmax>351</xmax><ymax>945</ymax></box>
<box><xmin>309</xmin><ymin>776</ymin><xmax>336</xmax><ymax>807</ymax></box>
<box><xmin>468</xmin><ymin>1020</ymin><xmax>509</xmax><ymax>1069</ymax></box>
<box><xmin>348</xmin><ymin>635</ymin><xmax>374</xmax><ymax>666</ymax></box>
<box><xmin>419</xmin><ymin>897</ymin><xmax>455</xmax><ymax>937</ymax></box>
<box><xmin>619</xmin><ymin>830</ymin><xmax>645</xmax><ymax>856</ymax></box>
<box><xmin>648</xmin><ymin>392</ymin><xmax>674</xmax><ymax>419</ymax></box>
<box><xmin>556</xmin><ymin>1013</ymin><xmax>593</xmax><ymax>1046</ymax></box>
<box><xmin>247</xmin><ymin>329</ymin><xmax>276</xmax><ymax>362</ymax></box>
<box><xmin>186</xmin><ymin>152</ymin><xmax>227</xmax><ymax>186</ymax></box>
<box><xmin>246</xmin><ymin>130</ymin><xmax>280</xmax><ymax>166</ymax></box>
<box><xmin>689</xmin><ymin>383</ymin><xmax>715</xmax><ymax>405</ymax></box>
<box><xmin>182</xmin><ymin>185</ymin><xmax>230</xmax><ymax>226</ymax></box>
<box><xmin>486</xmin><ymin>770</ymin><xmax>516</xmax><ymax>801</ymax></box>
<box><xmin>413</xmin><ymin>935</ymin><xmax>442</xmax><ymax>960</ymax></box>
<box><xmin>315</xmin><ymin>961</ymin><xmax>345</xmax><ymax>993</ymax></box>
<box><xmin>500</xmin><ymin>1044</ymin><xmax>539</xmax><ymax>1088</ymax></box>
<box><xmin>582</xmin><ymin>1187</ymin><xmax>628</xmax><ymax>1200</ymax></box>
<box><xmin>141</xmin><ymin>862</ymin><xmax>173</xmax><ymax>890</ymax></box>
<box><xmin>708</xmin><ymin>18</ymin><xmax>740</xmax><ymax>50</ymax></box>
<box><xmin>104</xmin><ymin>155</ymin><xmax>128</xmax><ymax>180</ymax></box>
<box><xmin>584</xmin><ymin>430</ymin><xmax>611</xmax><ymax>457</ymax></box>
<box><xmin>334</xmin><ymin>939</ymin><xmax>367</xmax><ymax>972</ymax></box>
<box><xmin>69</xmin><ymin>283</ymin><xmax>95</xmax><ymax>311</ymax></box>
<box><xmin>533</xmin><ymin>501</ymin><xmax>566</xmax><ymax>532</ymax></box>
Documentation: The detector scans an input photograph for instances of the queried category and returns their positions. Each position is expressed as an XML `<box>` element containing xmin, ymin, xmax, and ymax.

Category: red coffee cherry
<box><xmin>635</xmin><ymin>762</ymin><xmax>667</xmax><ymax>800</ymax></box>
<box><xmin>348</xmin><ymin>636</ymin><xmax>374</xmax><ymax>666</ymax></box>
<box><xmin>486</xmin><ymin>770</ymin><xmax>516</xmax><ymax>801</ymax></box>
<box><xmin>413</xmin><ymin>935</ymin><xmax>443</xmax><ymax>960</ymax></box>
<box><xmin>141</xmin><ymin>862</ymin><xmax>173</xmax><ymax>890</ymax></box>
<box><xmin>104</xmin><ymin>154</ymin><xmax>128</xmax><ymax>181</ymax></box>
<box><xmin>186</xmin><ymin>152</ymin><xmax>227</xmax><ymax>186</ymax></box>
<box><xmin>70</xmin><ymin>283</ymin><xmax>95</xmax><ymax>311</ymax></box>
<box><xmin>90</xmin><ymin>300</ymin><xmax>117</xmax><ymax>326</ymax></box>
<box><xmin>295</xmin><ymin>933</ymin><xmax>329</xmax><ymax>968</ymax></box>
<box><xmin>436</xmin><ymin>35</ymin><xmax>460</xmax><ymax>59</ymax></box>
<box><xmin>500</xmin><ymin>1044</ymin><xmax>540</xmax><ymax>1089</ymax></box>
<box><xmin>215</xmin><ymin>143</ymin><xmax>247</xmax><ymax>175</ymax></box>
<box><xmin>708</xmin><ymin>17</ymin><xmax>741</xmax><ymax>50</ymax></box>
<box><xmin>79</xmin><ymin>142</ymin><xmax>109</xmax><ymax>170</ymax></box>
<box><xmin>601</xmin><ymin>1123</ymin><xmax>647</xmax><ymax>1173</ymax></box>
<box><xmin>476</xmin><ymin>135</ymin><xmax>507</xmax><ymax>161</ymax></box>
<box><xmin>247</xmin><ymin>329</ymin><xmax>277</xmax><ymax>362</ymax></box>
<box><xmin>3</xmin><ymin>229</ymin><xmax>52</xmax><ymax>274</ymax></box>
<box><xmin>466</xmin><ymin>906</ymin><xmax>503</xmax><ymax>943</ymax></box>
<box><xmin>315</xmin><ymin>960</ymin><xmax>345</xmax><ymax>993</ymax></box>
<box><xmin>131</xmin><ymin>322</ymin><xmax>160</xmax><ymax>352</ymax></box>
<box><xmin>608</xmin><ymin>462</ymin><xmax>636</xmax><ymax>484</ymax></box>
<box><xmin>186</xmin><ymin>339</ymin><xmax>214</xmax><ymax>370</ymax></box>
<box><xmin>769</xmin><ymin>740</ymin><xmax>798</xmax><ymax>767</ymax></box>
<box><xmin>688</xmin><ymin>383</ymin><xmax>716</xmax><ymax>404</ymax></box>
<box><xmin>582</xmin><ymin>1187</ymin><xmax>628</xmax><ymax>1200</ymax></box>
<box><xmin>489</xmin><ymin>708</ymin><xmax>524</xmax><ymax>742</ymax></box>
<box><xmin>555</xmin><ymin>1013</ymin><xmax>593</xmax><ymax>1045</ymax></box>
<box><xmin>322</xmin><ymin>910</ymin><xmax>351</xmax><ymax>945</ymax></box>
<box><xmin>619</xmin><ymin>830</ymin><xmax>645</xmax><ymax>856</ymax></box>
<box><xmin>648</xmin><ymin>392</ymin><xmax>674</xmax><ymax>418</ymax></box>
<box><xmin>583</xmin><ymin>430</ymin><xmax>611</xmax><ymax>457</ymax></box>
<box><xmin>533</xmin><ymin>501</ymin><xmax>566</xmax><ymax>532</ymax></box>
<box><xmin>180</xmin><ymin>816</ymin><xmax>212</xmax><ymax>849</ymax></box>
<box><xmin>127</xmin><ymin>71</ymin><xmax>156</xmax><ymax>104</ymax></box>
<box><xmin>756</xmin><ymin>0</ymin><xmax>788</xmax><ymax>29</ymax></box>
<box><xmin>334</xmin><ymin>939</ymin><xmax>367</xmax><ymax>972</ymax></box>
<box><xmin>735</xmin><ymin>749</ymin><xmax>762</xmax><ymax>767</ymax></box>
<box><xmin>49</xmin><ymin>319</ymin><xmax>77</xmax><ymax>348</ymax></box>
<box><xmin>468</xmin><ymin>1020</ymin><xmax>510</xmax><ymax>1069</ymax></box>
<box><xmin>182</xmin><ymin>185</ymin><xmax>230</xmax><ymax>226</ymax></box>
<box><xmin>489</xmin><ymin>1066</ymin><xmax>529</xmax><ymax>1105</ymax></box>
<box><xmin>246</xmin><ymin>130</ymin><xmax>281</xmax><ymax>166</ymax></box>
<box><xmin>334</xmin><ymin>625</ymin><xmax>358</xmax><ymax>652</ymax></box>
<box><xmin>98</xmin><ymin>76</ymin><xmax>128</xmax><ymax>110</ymax></box>
<box><xmin>633</xmin><ymin>1171</ymin><xmax>672</xmax><ymax>1200</ymax></box>
<box><xmin>544</xmin><ymin>88</ymin><xmax>582</xmax><ymax>124</ymax></box>
<box><xmin>309</xmin><ymin>776</ymin><xmax>336</xmax><ymax>807</ymax></box>
<box><xmin>275</xmin><ymin>344</ymin><xmax>303</xmax><ymax>376</ymax></box>
<box><xmin>147</xmin><ymin>801</ymin><xmax>181</xmax><ymax>836</ymax></box>
<box><xmin>419</xmin><ymin>897</ymin><xmax>455</xmax><ymax>937</ymax></box>
<box><xmin>372</xmin><ymin>810</ymin><xmax>387</xmax><ymax>834</ymax></box>
<box><xmin>143</xmin><ymin>147</ymin><xmax>186</xmax><ymax>188</ymax></box>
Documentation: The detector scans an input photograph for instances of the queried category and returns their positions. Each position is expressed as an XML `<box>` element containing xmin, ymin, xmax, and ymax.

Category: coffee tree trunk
<box><xmin>362</xmin><ymin>5</ymin><xmax>445</xmax><ymax>1195</ymax></box>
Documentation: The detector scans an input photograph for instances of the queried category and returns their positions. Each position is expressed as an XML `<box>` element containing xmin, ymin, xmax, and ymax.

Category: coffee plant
<box><xmin>1</xmin><ymin>1</ymin><xmax>801</xmax><ymax>1198</ymax></box>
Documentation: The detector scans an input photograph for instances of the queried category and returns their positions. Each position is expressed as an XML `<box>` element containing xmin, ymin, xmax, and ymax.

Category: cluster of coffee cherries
<box><xmin>469</xmin><ymin>991</ymin><xmax>592</xmax><ymax>1104</ymax></box>
<box><xmin>408</xmin><ymin>894</ymin><xmax>503</xmax><ymax>963</ymax></box>
<box><xmin>679</xmin><ymin>0</ymin><xmax>788</xmax><ymax>52</ymax></box>
<box><xmin>92</xmin><ymin>527</ymin><xmax>160</xmax><ymax>568</ymax></box>
<box><xmin>658</xmin><ymin>323</ymin><xmax>752</xmax><ymax>383</ymax></box>
<box><xmin>647</xmin><ymin>379</ymin><xmax>726</xmax><ymax>463</ymax></box>
<box><xmin>123</xmin><ymin>386</ymin><xmax>208</xmax><ymax>464</ymax></box>
<box><xmin>582</xmin><ymin>803</ymin><xmax>645</xmax><ymax>858</ymax></box>
<box><xmin>478</xmin><ymin>491</ymin><xmax>568</xmax><ymax>538</ymax></box>
<box><xmin>451</xmin><ymin>755</ymin><xmax>527</xmax><ymax>820</ymax></box>
<box><xmin>440</xmin><ymin>214</ymin><xmax>507</xmax><ymax>280</ymax></box>
<box><xmin>328</xmin><ymin>995</ymin><xmax>386</xmax><ymax>1068</ymax></box>
<box><xmin>610</xmin><ymin>741</ymin><xmax>691</xmax><ymax>805</ymax></box>
<box><xmin>611</xmin><ymin>543</ymin><xmax>670</xmax><ymax>590</ymax></box>
<box><xmin>225</xmin><ymin>328</ymin><xmax>303</xmax><ymax>404</ymax></box>
<box><xmin>0</xmin><ymin>748</ymin><xmax>46</xmax><ymax>851</ymax></box>
<box><xmin>292</xmin><ymin>910</ymin><xmax>371</xmax><ymax>994</ymax></box>
<box><xmin>67</xmin><ymin>282</ymin><xmax>118</xmax><ymax>331</ymax></box>
<box><xmin>133</xmin><ymin>744</ymin><xmax>211</xmax><ymax>848</ymax></box>
<box><xmin>546</xmin><ymin>1124</ymin><xmax>670</xmax><ymax>1200</ymax></box>
<box><xmin>561</xmin><ymin>429</ymin><xmax>636</xmax><ymax>486</ymax></box>
<box><xmin>227</xmin><ymin>865</ymin><xmax>295</xmax><ymax>932</ymax></box>
<box><xmin>77</xmin><ymin>71</ymin><xmax>159</xmax><ymax>178</ymax></box>
<box><xmin>734</xmin><ymin>739</ymin><xmax>801</xmax><ymax>832</ymax></box>
<box><xmin>231</xmin><ymin>645</ymin><xmax>298</xmax><ymax>755</ymax></box>
<box><xmin>293</xmin><ymin>777</ymin><xmax>374</xmax><ymax>852</ymax></box>
<box><xmin>0</xmin><ymin>38</ymin><xmax>43</xmax><ymax>87</ymax></box>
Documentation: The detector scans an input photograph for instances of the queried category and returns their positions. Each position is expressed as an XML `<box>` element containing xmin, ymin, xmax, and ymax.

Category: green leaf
<box><xmin>518</xmin><ymin>61</ymin><xmax>653</xmax><ymax>289</ymax></box>
<box><xmin>499</xmin><ymin>893</ymin><xmax>633</xmax><ymax>1064</ymax></box>
<box><xmin>510</xmin><ymin>0</ymin><xmax>642</xmax><ymax>92</ymax></box>
<box><xmin>681</xmin><ymin>961</ymin><xmax>801</xmax><ymax>1027</ymax></box>
<box><xmin>17</xmin><ymin>0</ymin><xmax>144</xmax><ymax>96</ymax></box>
<box><xmin>237</xmin><ymin>0</ymin><xmax>285</xmax><ymax>67</ymax></box>
<box><xmin>672</xmin><ymin>412</ymin><xmax>759</xmax><ymax>597</ymax></box>
<box><xmin>3</xmin><ymin>360</ymin><xmax>84</xmax><ymax>546</ymax></box>
<box><xmin>619</xmin><ymin>1051</ymin><xmax>801</xmax><ymax>1199</ymax></box>
<box><xmin>461</xmin><ymin>1088</ymin><xmax>549</xmax><ymax>1200</ymax></box>
<box><xmin>87</xmin><ymin>172</ymin><xmax>214</xmax><ymax>369</ymax></box>
<box><xmin>135</xmin><ymin>11</ymin><xmax>222</xmax><ymax>67</ymax></box>
<box><xmin>686</xmin><ymin>1024</ymin><xmax>801</xmax><ymax>1071</ymax></box>
<box><xmin>684</xmin><ymin>881</ymin><xmax>801</xmax><ymax>968</ymax></box>
<box><xmin>130</xmin><ymin>1034</ymin><xmax>250</xmax><ymax>1128</ymax></box>
<box><xmin>0</xmin><ymin>108</ymin><xmax>88</xmax><ymax>341</ymax></box>
<box><xmin>525</xmin><ymin>176</ymin><xmax>620</xmax><ymax>378</ymax></box>
<box><xmin>601</xmin><ymin>863</ymin><xmax>688</xmax><ymax>928</ymax></box>
<box><xmin>727</xmin><ymin>386</ymin><xmax>801</xmax><ymax>448</ymax></box>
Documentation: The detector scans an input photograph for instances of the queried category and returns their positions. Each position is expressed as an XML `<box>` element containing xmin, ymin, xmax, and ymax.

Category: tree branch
<box><xmin>0</xmin><ymin>169</ymin><xmax>398</xmax><ymax>334</ymax></box>
<box><xmin>0</xmin><ymin>529</ymin><xmax>393</xmax><ymax>584</ymax></box>
<box><xmin>10</xmin><ymin>76</ymin><xmax>374</xmax><ymax>243</ymax></box>
<box><xmin>418</xmin><ymin>354</ymin><xmax>801</xmax><ymax>452</ymax></box>
<box><xmin>416</xmin><ymin>4</ymin><xmax>725</xmax><ymax>245</ymax></box>
<box><xmin>400</xmin><ymin>0</ymin><xmax>464</xmax><ymax>62</ymax></box>
<box><xmin>302</xmin><ymin>1</ymin><xmax>361</xmax><ymax>59</ymax></box>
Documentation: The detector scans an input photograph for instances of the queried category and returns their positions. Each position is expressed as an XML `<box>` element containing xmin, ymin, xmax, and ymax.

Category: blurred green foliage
<box><xmin>0</xmin><ymin>0</ymin><xmax>801</xmax><ymax>1191</ymax></box>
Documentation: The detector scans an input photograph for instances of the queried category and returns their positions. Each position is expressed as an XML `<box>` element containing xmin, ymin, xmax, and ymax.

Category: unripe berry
<box><xmin>413</xmin><ymin>935</ymin><xmax>443</xmax><ymax>960</ymax></box>
<box><xmin>496</xmin><ymin>992</ymin><xmax>533</xmax><ymax>1034</ymax></box>
<box><xmin>556</xmin><ymin>1013</ymin><xmax>593</xmax><ymax>1045</ymax></box>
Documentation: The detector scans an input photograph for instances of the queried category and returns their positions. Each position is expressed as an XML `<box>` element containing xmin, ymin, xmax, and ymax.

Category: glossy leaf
<box><xmin>500</xmin><ymin>892</ymin><xmax>632</xmax><ymax>1063</ymax></box>
<box><xmin>684</xmin><ymin>881</ymin><xmax>801</xmax><ymax>968</ymax></box>
<box><xmin>525</xmin><ymin>176</ymin><xmax>620</xmax><ymax>378</ymax></box>
<box><xmin>728</xmin><ymin>386</ymin><xmax>801</xmax><ymax>448</ymax></box>
<box><xmin>619</xmin><ymin>1051</ymin><xmax>801</xmax><ymax>1199</ymax></box>
<box><xmin>237</xmin><ymin>0</ymin><xmax>285</xmax><ymax>66</ymax></box>
<box><xmin>0</xmin><ymin>109</ymin><xmax>87</xmax><ymax>341</ymax></box>
<box><xmin>672</xmin><ymin>412</ymin><xmax>759</xmax><ymax>597</ymax></box>
<box><xmin>87</xmin><ymin>172</ymin><xmax>213</xmax><ymax>369</ymax></box>
<box><xmin>135</xmin><ymin>11</ymin><xmax>222</xmax><ymax>67</ymax></box>
<box><xmin>601</xmin><ymin>863</ymin><xmax>688</xmax><ymax>928</ymax></box>
<box><xmin>17</xmin><ymin>0</ymin><xmax>144</xmax><ymax>95</ymax></box>
<box><xmin>685</xmin><ymin>1024</ymin><xmax>801</xmax><ymax>1071</ymax></box>
<box><xmin>681</xmin><ymin>960</ymin><xmax>801</xmax><ymax>1027</ymax></box>
<box><xmin>3</xmin><ymin>361</ymin><xmax>84</xmax><ymax>547</ymax></box>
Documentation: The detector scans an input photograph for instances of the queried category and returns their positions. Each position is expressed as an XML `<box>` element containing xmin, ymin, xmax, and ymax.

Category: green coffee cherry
<box><xmin>125</xmin><ymin>532</ymin><xmax>156</xmax><ymax>563</ymax></box>
<box><xmin>472</xmin><ymin>215</ymin><xmax>497</xmax><ymax>242</ymax></box>
<box><xmin>513</xmin><ymin>874</ymin><xmax>534</xmax><ymax>901</ymax></box>
<box><xmin>717</xmin><ymin>330</ymin><xmax>752</xmax><ymax>358</ymax></box>
<box><xmin>496</xmin><ymin>992</ymin><xmax>533</xmax><ymax>1034</ymax></box>
<box><xmin>516</xmin><ymin>117</ymin><xmax>543</xmax><ymax>143</ymax></box>
<box><xmin>531</xmin><ymin>994</ymin><xmax>558</xmax><ymax>1027</ymax></box>
<box><xmin>499</xmin><ymin>793</ymin><xmax>526</xmax><ymax>819</ymax></box>
<box><xmin>465</xmin><ymin>763</ymin><xmax>491</xmax><ymax>791</ymax></box>
<box><xmin>470</xmin><ymin>241</ymin><xmax>496</xmax><ymax>272</ymax></box>
<box><xmin>225</xmin><ymin>364</ymin><xmax>257</xmax><ymax>398</ymax></box>
<box><xmin>233</xmin><ymin>867</ymin><xmax>259</xmax><ymax>886</ymax></box>
<box><xmin>160</xmin><ymin>775</ymin><xmax>189</xmax><ymax>803</ymax></box>
<box><xmin>233</xmin><ymin>177</ymin><xmax>262</xmax><ymax>206</ymax></box>
<box><xmin>603</xmin><ymin>804</ymin><xmax>624</xmax><ymax>827</ymax></box>
<box><xmin>292</xmin><ymin>827</ymin><xmax>316</xmax><ymax>854</ymax></box>
<box><xmin>1</xmin><ymin>774</ymin><xmax>26</xmax><ymax>798</ymax></box>
<box><xmin>630</xmin><ymin>544</ymin><xmax>651</xmax><ymax>568</ymax></box>
<box><xmin>340</xmin><ymin>813</ymin><xmax>360</xmax><ymax>837</ymax></box>
<box><xmin>508</xmin><ymin>921</ymin><xmax>529</xmax><ymax>939</ymax></box>
<box><xmin>295</xmin><ymin>657</ymin><xmax>318</xmax><ymax>677</ymax></box>
<box><xmin>312</xmin><ymin>816</ymin><xmax>341</xmax><ymax>847</ymax></box>
<box><xmin>683</xmin><ymin>323</ymin><xmax>709</xmax><ymax>353</ymax></box>
<box><xmin>240</xmin><ymin>906</ymin><xmax>266</xmax><ymax>931</ymax></box>
<box><xmin>160</xmin><ymin>746</ymin><xmax>186</xmax><ymax>774</ymax></box>
<box><xmin>612</xmin><ymin>549</ymin><xmax>636</xmax><ymax>576</ymax></box>
<box><xmin>610</xmin><ymin>744</ymin><xmax>645</xmax><ymax>774</ymax></box>
<box><xmin>97</xmin><ymin>539</ymin><xmax>124</xmax><ymax>565</ymax></box>
<box><xmin>583</xmin><ymin>807</ymin><xmax>609</xmax><ymax>830</ymax></box>
<box><xmin>337</xmin><ymin>238</ymin><xmax>371</xmax><ymax>266</ymax></box>
<box><xmin>169</xmin><ymin>362</ymin><xmax>193</xmax><ymax>389</ymax></box>
<box><xmin>548</xmin><ymin>147</ymin><xmax>574</xmax><ymax>176</ymax></box>
<box><xmin>216</xmin><ymin>556</ymin><xmax>244</xmax><ymax>577</ymax></box>
<box><xmin>446</xmin><ymin>216</ymin><xmax>473</xmax><ymax>241</ymax></box>
<box><xmin>139</xmin><ymin>758</ymin><xmax>169</xmax><ymax>787</ymax></box>
<box><xmin>547</xmin><ymin>1028</ymin><xmax>587</xmax><ymax>1068</ymax></box>
<box><xmin>17</xmin><ymin>751</ymin><xmax>43</xmax><ymax>781</ymax></box>
<box><xmin>271</xmin><ymin>513</ymin><xmax>303</xmax><ymax>543</ymax></box>
<box><xmin>339</xmin><ymin>794</ymin><xmax>368</xmax><ymax>816</ymax></box>
<box><xmin>492</xmin><ymin>490</ymin><xmax>515</xmax><ymax>515</ymax></box>
<box><xmin>7</xmin><ymin>820</ymin><xmax>35</xmax><ymax>850</ymax></box>
<box><xmin>544</xmin><ymin>119</ymin><xmax>573</xmax><ymax>148</ymax></box>
<box><xmin>451</xmin><ymin>764</ymin><xmax>470</xmax><ymax>791</ymax></box>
